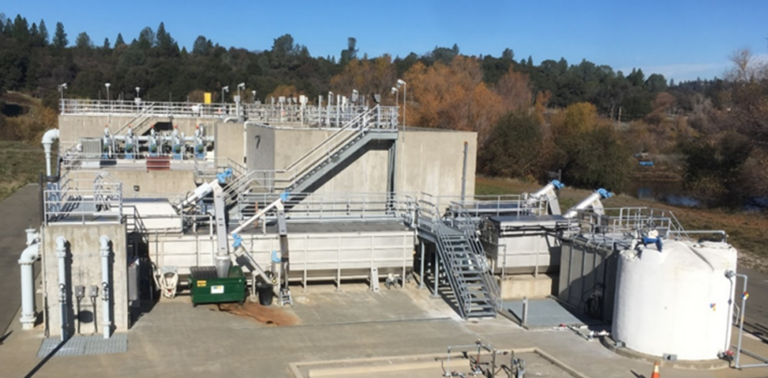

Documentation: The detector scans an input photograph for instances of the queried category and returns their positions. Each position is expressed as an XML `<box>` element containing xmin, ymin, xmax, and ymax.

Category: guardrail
<box><xmin>238</xmin><ymin>191</ymin><xmax>417</xmax><ymax>221</ymax></box>
<box><xmin>60</xmin><ymin>99</ymin><xmax>399</xmax><ymax>128</ymax></box>
<box><xmin>44</xmin><ymin>175</ymin><xmax>123</xmax><ymax>224</ymax></box>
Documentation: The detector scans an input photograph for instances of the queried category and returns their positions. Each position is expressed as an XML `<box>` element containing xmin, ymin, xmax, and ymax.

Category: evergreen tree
<box><xmin>38</xmin><ymin>19</ymin><xmax>48</xmax><ymax>44</ymax></box>
<box><xmin>115</xmin><ymin>33</ymin><xmax>125</xmax><ymax>47</ymax></box>
<box><xmin>53</xmin><ymin>22</ymin><xmax>67</xmax><ymax>48</ymax></box>
<box><xmin>75</xmin><ymin>32</ymin><xmax>92</xmax><ymax>49</ymax></box>
<box><xmin>103</xmin><ymin>37</ymin><xmax>110</xmax><ymax>49</ymax></box>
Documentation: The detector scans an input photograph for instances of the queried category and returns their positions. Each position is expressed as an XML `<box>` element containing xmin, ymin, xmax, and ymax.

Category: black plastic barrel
<box><xmin>256</xmin><ymin>282</ymin><xmax>274</xmax><ymax>306</ymax></box>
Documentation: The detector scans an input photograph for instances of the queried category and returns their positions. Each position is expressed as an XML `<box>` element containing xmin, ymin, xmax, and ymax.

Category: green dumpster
<box><xmin>188</xmin><ymin>266</ymin><xmax>246</xmax><ymax>306</ymax></box>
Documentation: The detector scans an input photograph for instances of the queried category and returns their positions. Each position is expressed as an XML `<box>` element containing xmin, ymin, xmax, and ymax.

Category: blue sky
<box><xmin>3</xmin><ymin>0</ymin><xmax>766</xmax><ymax>81</ymax></box>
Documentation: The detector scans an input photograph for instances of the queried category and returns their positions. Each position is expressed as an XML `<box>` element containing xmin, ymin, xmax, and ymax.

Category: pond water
<box><xmin>627</xmin><ymin>179</ymin><xmax>767</xmax><ymax>211</ymax></box>
<box><xmin>627</xmin><ymin>179</ymin><xmax>701</xmax><ymax>207</ymax></box>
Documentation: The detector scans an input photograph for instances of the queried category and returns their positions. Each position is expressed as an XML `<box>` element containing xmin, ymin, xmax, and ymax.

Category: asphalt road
<box><xmin>0</xmin><ymin>184</ymin><xmax>41</xmax><ymax>336</ymax></box>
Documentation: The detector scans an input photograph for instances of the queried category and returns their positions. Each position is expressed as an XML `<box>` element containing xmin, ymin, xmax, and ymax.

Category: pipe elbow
<box><xmin>56</xmin><ymin>236</ymin><xmax>67</xmax><ymax>251</ymax></box>
<box><xmin>18</xmin><ymin>244</ymin><xmax>40</xmax><ymax>265</ymax></box>
<box><xmin>42</xmin><ymin>129</ymin><xmax>60</xmax><ymax>147</ymax></box>
<box><xmin>100</xmin><ymin>236</ymin><xmax>111</xmax><ymax>255</ymax></box>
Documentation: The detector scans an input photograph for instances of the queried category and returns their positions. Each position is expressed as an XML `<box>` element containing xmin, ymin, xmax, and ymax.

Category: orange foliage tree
<box><xmin>329</xmin><ymin>55</ymin><xmax>397</xmax><ymax>104</ymax></box>
<box><xmin>404</xmin><ymin>56</ymin><xmax>505</xmax><ymax>145</ymax></box>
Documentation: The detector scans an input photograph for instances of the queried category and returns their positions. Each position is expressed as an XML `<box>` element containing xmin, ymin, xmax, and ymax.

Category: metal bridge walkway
<box><xmin>417</xmin><ymin>200</ymin><xmax>499</xmax><ymax>319</ymax></box>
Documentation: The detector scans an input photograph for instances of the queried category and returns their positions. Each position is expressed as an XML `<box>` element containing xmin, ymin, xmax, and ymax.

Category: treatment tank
<box><xmin>612</xmin><ymin>240</ymin><xmax>737</xmax><ymax>360</ymax></box>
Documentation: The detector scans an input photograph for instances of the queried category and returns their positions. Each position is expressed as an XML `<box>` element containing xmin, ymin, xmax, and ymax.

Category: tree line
<box><xmin>1</xmin><ymin>12</ymin><xmax>765</xmax><ymax>209</ymax></box>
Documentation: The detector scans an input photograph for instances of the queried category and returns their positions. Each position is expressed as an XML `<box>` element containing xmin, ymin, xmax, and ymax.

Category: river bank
<box><xmin>476</xmin><ymin>176</ymin><xmax>768</xmax><ymax>273</ymax></box>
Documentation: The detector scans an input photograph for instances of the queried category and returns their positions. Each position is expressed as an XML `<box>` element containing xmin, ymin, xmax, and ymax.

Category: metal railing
<box><xmin>60</xmin><ymin>99</ymin><xmax>399</xmax><ymax>128</ymax></box>
<box><xmin>563</xmin><ymin>206</ymin><xmax>727</xmax><ymax>246</ymax></box>
<box><xmin>44</xmin><ymin>173</ymin><xmax>123</xmax><ymax>224</ymax></box>
<box><xmin>236</xmin><ymin>192</ymin><xmax>417</xmax><ymax>222</ymax></box>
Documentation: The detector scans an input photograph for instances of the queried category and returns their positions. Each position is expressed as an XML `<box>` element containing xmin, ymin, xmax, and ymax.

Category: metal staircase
<box><xmin>417</xmin><ymin>200</ymin><xmax>500</xmax><ymax>319</ymax></box>
<box><xmin>113</xmin><ymin>103</ymin><xmax>156</xmax><ymax>136</ymax></box>
<box><xmin>233</xmin><ymin>105</ymin><xmax>397</xmax><ymax>220</ymax></box>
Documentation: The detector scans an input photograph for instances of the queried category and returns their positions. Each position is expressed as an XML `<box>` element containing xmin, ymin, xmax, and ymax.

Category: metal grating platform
<box><xmin>502</xmin><ymin>298</ymin><xmax>587</xmax><ymax>328</ymax></box>
<box><xmin>37</xmin><ymin>334</ymin><xmax>128</xmax><ymax>357</ymax></box>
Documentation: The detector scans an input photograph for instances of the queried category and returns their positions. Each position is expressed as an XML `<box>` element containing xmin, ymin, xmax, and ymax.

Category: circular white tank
<box><xmin>613</xmin><ymin>240</ymin><xmax>737</xmax><ymax>360</ymax></box>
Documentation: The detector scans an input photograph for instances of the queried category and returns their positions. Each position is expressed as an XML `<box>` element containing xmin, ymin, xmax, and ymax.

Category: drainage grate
<box><xmin>37</xmin><ymin>334</ymin><xmax>128</xmax><ymax>358</ymax></box>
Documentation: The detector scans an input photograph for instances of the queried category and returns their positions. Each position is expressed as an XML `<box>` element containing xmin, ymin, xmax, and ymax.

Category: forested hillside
<box><xmin>1</xmin><ymin>12</ymin><xmax>766</xmax><ymax>209</ymax></box>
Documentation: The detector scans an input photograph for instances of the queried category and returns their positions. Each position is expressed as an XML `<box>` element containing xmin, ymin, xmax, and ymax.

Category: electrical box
<box><xmin>75</xmin><ymin>285</ymin><xmax>85</xmax><ymax>299</ymax></box>
<box><xmin>80</xmin><ymin>138</ymin><xmax>103</xmax><ymax>169</ymax></box>
<box><xmin>88</xmin><ymin>285</ymin><xmax>99</xmax><ymax>298</ymax></box>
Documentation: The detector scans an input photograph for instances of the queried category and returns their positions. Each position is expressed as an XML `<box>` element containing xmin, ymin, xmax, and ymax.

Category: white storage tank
<box><xmin>613</xmin><ymin>240</ymin><xmax>737</xmax><ymax>360</ymax></box>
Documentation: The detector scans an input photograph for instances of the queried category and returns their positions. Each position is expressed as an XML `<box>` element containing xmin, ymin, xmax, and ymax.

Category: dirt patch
<box><xmin>217</xmin><ymin>302</ymin><xmax>300</xmax><ymax>326</ymax></box>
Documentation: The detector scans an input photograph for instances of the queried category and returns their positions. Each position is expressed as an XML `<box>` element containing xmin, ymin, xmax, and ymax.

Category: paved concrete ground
<box><xmin>0</xmin><ymin>184</ymin><xmax>41</xmax><ymax>336</ymax></box>
<box><xmin>2</xmin><ymin>282</ymin><xmax>768</xmax><ymax>378</ymax></box>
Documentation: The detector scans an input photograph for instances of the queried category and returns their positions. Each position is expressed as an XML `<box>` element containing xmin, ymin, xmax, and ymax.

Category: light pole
<box><xmin>135</xmin><ymin>87</ymin><xmax>140</xmax><ymax>99</ymax></box>
<box><xmin>351</xmin><ymin>89</ymin><xmax>359</xmax><ymax>106</ymax></box>
<box><xmin>237</xmin><ymin>83</ymin><xmax>245</xmax><ymax>119</ymax></box>
<box><xmin>396</xmin><ymin>79</ymin><xmax>406</xmax><ymax>127</ymax></box>
<box><xmin>58</xmin><ymin>83</ymin><xmax>67</xmax><ymax>115</ymax></box>
<box><xmin>252</xmin><ymin>90</ymin><xmax>257</xmax><ymax>104</ymax></box>
<box><xmin>105</xmin><ymin>83</ymin><xmax>111</xmax><ymax>110</ymax></box>
<box><xmin>221</xmin><ymin>86</ymin><xmax>229</xmax><ymax>104</ymax></box>
<box><xmin>391</xmin><ymin>87</ymin><xmax>399</xmax><ymax>115</ymax></box>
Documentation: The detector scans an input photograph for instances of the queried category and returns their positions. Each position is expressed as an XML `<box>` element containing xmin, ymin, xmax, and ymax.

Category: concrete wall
<box><xmin>245</xmin><ymin>124</ymin><xmax>275</xmax><ymax>172</ymax></box>
<box><xmin>216</xmin><ymin>122</ymin><xmax>247</xmax><ymax>166</ymax></box>
<box><xmin>42</xmin><ymin>222</ymin><xmax>128</xmax><ymax>336</ymax></box>
<box><xmin>64</xmin><ymin>170</ymin><xmax>196</xmax><ymax>197</ymax></box>
<box><xmin>395</xmin><ymin>129</ymin><xmax>476</xmax><ymax>198</ymax></box>
<box><xmin>243</xmin><ymin>125</ymin><xmax>476</xmax><ymax>198</ymax></box>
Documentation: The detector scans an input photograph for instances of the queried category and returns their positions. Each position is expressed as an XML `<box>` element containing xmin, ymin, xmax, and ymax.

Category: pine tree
<box><xmin>53</xmin><ymin>22</ymin><xmax>67</xmax><ymax>48</ymax></box>
<box><xmin>103</xmin><ymin>37</ymin><xmax>110</xmax><ymax>49</ymax></box>
<box><xmin>115</xmin><ymin>33</ymin><xmax>125</xmax><ymax>47</ymax></box>
<box><xmin>38</xmin><ymin>20</ymin><xmax>48</xmax><ymax>44</ymax></box>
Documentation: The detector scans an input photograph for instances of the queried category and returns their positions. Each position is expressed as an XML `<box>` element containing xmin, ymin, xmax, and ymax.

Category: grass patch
<box><xmin>0</xmin><ymin>141</ymin><xmax>47</xmax><ymax>201</ymax></box>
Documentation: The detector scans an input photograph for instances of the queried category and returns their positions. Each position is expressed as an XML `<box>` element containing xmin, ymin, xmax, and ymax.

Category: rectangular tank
<box><xmin>481</xmin><ymin>215</ymin><xmax>566</xmax><ymax>275</ymax></box>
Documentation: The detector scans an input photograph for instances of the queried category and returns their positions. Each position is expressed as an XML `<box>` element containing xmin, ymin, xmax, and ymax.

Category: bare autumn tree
<box><xmin>725</xmin><ymin>48</ymin><xmax>767</xmax><ymax>83</ymax></box>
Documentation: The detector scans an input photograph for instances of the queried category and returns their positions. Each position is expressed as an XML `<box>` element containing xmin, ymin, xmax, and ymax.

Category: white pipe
<box><xmin>564</xmin><ymin>189</ymin><xmax>612</xmax><ymax>218</ymax></box>
<box><xmin>18</xmin><ymin>228</ymin><xmax>40</xmax><ymax>330</ymax></box>
<box><xmin>42</xmin><ymin>129</ymin><xmax>60</xmax><ymax>177</ymax></box>
<box><xmin>100</xmin><ymin>235</ymin><xmax>111</xmax><ymax>339</ymax></box>
<box><xmin>55</xmin><ymin>236</ymin><xmax>67</xmax><ymax>341</ymax></box>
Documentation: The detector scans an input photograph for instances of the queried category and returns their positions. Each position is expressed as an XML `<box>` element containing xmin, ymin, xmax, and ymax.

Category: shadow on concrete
<box><xmin>630</xmin><ymin>370</ymin><xmax>645</xmax><ymax>378</ymax></box>
<box><xmin>23</xmin><ymin>338</ymin><xmax>69</xmax><ymax>378</ymax></box>
<box><xmin>0</xmin><ymin>330</ymin><xmax>12</xmax><ymax>344</ymax></box>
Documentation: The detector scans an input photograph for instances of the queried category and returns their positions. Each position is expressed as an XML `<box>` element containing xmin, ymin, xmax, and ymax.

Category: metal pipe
<box><xmin>55</xmin><ymin>236</ymin><xmax>68</xmax><ymax>341</ymax></box>
<box><xmin>42</xmin><ymin>129</ymin><xmax>60</xmax><ymax>177</ymax></box>
<box><xmin>18</xmin><ymin>228</ymin><xmax>40</xmax><ymax>330</ymax></box>
<box><xmin>461</xmin><ymin>141</ymin><xmax>468</xmax><ymax>204</ymax></box>
<box><xmin>100</xmin><ymin>235</ymin><xmax>112</xmax><ymax>339</ymax></box>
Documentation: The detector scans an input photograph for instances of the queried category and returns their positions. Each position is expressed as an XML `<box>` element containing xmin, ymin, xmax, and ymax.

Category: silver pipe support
<box><xmin>100</xmin><ymin>235</ymin><xmax>112</xmax><ymax>339</ymax></box>
<box><xmin>55</xmin><ymin>236</ymin><xmax>68</xmax><ymax>341</ymax></box>
<box><xmin>18</xmin><ymin>228</ymin><xmax>40</xmax><ymax>330</ymax></box>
